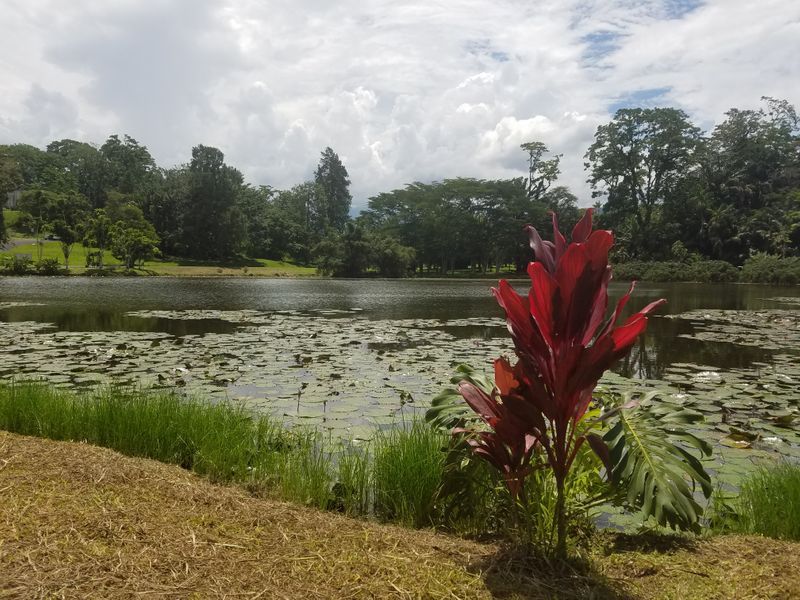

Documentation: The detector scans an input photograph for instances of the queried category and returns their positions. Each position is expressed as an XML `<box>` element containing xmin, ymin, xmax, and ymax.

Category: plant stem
<box><xmin>555</xmin><ymin>473</ymin><xmax>567</xmax><ymax>559</ymax></box>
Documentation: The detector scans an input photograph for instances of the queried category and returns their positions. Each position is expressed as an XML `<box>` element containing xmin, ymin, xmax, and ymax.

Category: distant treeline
<box><xmin>1</xmin><ymin>96</ymin><xmax>798</xmax><ymax>276</ymax></box>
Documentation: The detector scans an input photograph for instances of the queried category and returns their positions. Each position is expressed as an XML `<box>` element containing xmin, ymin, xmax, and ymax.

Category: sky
<box><xmin>1</xmin><ymin>0</ymin><xmax>798</xmax><ymax>210</ymax></box>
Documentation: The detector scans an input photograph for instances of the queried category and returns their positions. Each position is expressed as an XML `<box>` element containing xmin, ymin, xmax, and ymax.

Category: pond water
<box><xmin>1</xmin><ymin>277</ymin><xmax>799</xmax><ymax>504</ymax></box>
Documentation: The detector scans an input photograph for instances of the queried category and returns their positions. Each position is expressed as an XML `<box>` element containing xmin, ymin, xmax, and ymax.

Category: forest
<box><xmin>1</xmin><ymin>96</ymin><xmax>798</xmax><ymax>279</ymax></box>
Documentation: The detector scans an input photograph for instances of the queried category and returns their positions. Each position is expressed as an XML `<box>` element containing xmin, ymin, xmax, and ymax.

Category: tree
<box><xmin>370</xmin><ymin>233</ymin><xmax>416</xmax><ymax>277</ymax></box>
<box><xmin>313</xmin><ymin>222</ymin><xmax>372</xmax><ymax>277</ymax></box>
<box><xmin>585</xmin><ymin>108</ymin><xmax>702</xmax><ymax>259</ymax></box>
<box><xmin>314</xmin><ymin>147</ymin><xmax>352</xmax><ymax>231</ymax></box>
<box><xmin>699</xmin><ymin>97</ymin><xmax>800</xmax><ymax>262</ymax></box>
<box><xmin>520</xmin><ymin>141</ymin><xmax>561</xmax><ymax>201</ymax></box>
<box><xmin>46</xmin><ymin>139</ymin><xmax>109</xmax><ymax>208</ymax></box>
<box><xmin>0</xmin><ymin>149</ymin><xmax>23</xmax><ymax>243</ymax></box>
<box><xmin>180</xmin><ymin>145</ymin><xmax>246</xmax><ymax>259</ymax></box>
<box><xmin>100</xmin><ymin>134</ymin><xmax>155</xmax><ymax>194</ymax></box>
<box><xmin>1</xmin><ymin>144</ymin><xmax>76</xmax><ymax>193</ymax></box>
<box><xmin>48</xmin><ymin>193</ymin><xmax>90</xmax><ymax>269</ymax></box>
<box><xmin>238</xmin><ymin>185</ymin><xmax>278</xmax><ymax>257</ymax></box>
<box><xmin>110</xmin><ymin>221</ymin><xmax>160</xmax><ymax>269</ymax></box>
<box><xmin>138</xmin><ymin>167</ymin><xmax>187</xmax><ymax>256</ymax></box>
<box><xmin>18</xmin><ymin>190</ymin><xmax>57</xmax><ymax>261</ymax></box>
<box><xmin>83</xmin><ymin>209</ymin><xmax>112</xmax><ymax>269</ymax></box>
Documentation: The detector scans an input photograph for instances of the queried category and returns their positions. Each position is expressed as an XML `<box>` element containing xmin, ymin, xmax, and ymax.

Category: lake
<box><xmin>1</xmin><ymin>276</ymin><xmax>799</xmax><ymax>496</ymax></box>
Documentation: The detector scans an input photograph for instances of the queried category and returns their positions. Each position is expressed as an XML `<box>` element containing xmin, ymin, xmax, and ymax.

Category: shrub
<box><xmin>613</xmin><ymin>260</ymin><xmax>739</xmax><ymax>283</ymax></box>
<box><xmin>741</xmin><ymin>253</ymin><xmax>800</xmax><ymax>285</ymax></box>
<box><xmin>35</xmin><ymin>258</ymin><xmax>63</xmax><ymax>275</ymax></box>
<box><xmin>1</xmin><ymin>255</ymin><xmax>32</xmax><ymax>275</ymax></box>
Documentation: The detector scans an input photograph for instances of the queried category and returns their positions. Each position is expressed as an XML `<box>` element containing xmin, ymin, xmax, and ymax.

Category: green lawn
<box><xmin>1</xmin><ymin>237</ymin><xmax>317</xmax><ymax>276</ymax></box>
<box><xmin>1</xmin><ymin>240</ymin><xmax>116</xmax><ymax>269</ymax></box>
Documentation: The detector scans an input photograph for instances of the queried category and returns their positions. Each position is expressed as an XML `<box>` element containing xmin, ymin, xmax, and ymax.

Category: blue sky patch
<box><xmin>608</xmin><ymin>87</ymin><xmax>672</xmax><ymax>113</ymax></box>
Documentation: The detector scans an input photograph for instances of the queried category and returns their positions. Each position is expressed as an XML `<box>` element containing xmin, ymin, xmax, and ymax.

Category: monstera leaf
<box><xmin>603</xmin><ymin>392</ymin><xmax>713</xmax><ymax>532</ymax></box>
<box><xmin>425</xmin><ymin>364</ymin><xmax>490</xmax><ymax>430</ymax></box>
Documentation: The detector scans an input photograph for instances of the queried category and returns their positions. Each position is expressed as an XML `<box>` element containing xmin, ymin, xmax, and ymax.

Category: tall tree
<box><xmin>314</xmin><ymin>147</ymin><xmax>352</xmax><ymax>230</ymax></box>
<box><xmin>180</xmin><ymin>145</ymin><xmax>245</xmax><ymax>259</ymax></box>
<box><xmin>520</xmin><ymin>141</ymin><xmax>561</xmax><ymax>201</ymax></box>
<box><xmin>585</xmin><ymin>108</ymin><xmax>702</xmax><ymax>259</ymax></box>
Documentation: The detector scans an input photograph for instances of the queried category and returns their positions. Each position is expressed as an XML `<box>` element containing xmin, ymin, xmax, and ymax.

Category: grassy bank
<box><xmin>0</xmin><ymin>382</ymin><xmax>447</xmax><ymax>525</ymax></box>
<box><xmin>0</xmin><ymin>238</ymin><xmax>317</xmax><ymax>277</ymax></box>
<box><xmin>2</xmin><ymin>430</ymin><xmax>799</xmax><ymax>598</ymax></box>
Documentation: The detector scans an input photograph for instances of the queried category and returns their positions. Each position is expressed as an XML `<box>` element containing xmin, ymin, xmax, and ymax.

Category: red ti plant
<box><xmin>457</xmin><ymin>209</ymin><xmax>665</xmax><ymax>556</ymax></box>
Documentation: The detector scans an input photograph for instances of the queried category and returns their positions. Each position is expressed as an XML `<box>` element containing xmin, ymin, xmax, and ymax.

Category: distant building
<box><xmin>5</xmin><ymin>190</ymin><xmax>22</xmax><ymax>209</ymax></box>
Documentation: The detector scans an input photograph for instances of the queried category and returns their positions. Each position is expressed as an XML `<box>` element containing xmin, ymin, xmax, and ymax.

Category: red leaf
<box><xmin>571</xmin><ymin>208</ymin><xmax>594</xmax><ymax>243</ymax></box>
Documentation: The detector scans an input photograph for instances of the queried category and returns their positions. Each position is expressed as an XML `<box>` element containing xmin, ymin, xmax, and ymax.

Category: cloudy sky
<box><xmin>1</xmin><ymin>0</ymin><xmax>798</xmax><ymax>209</ymax></box>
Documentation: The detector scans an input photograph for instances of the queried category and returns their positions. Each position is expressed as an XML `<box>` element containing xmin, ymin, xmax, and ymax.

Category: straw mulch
<box><xmin>1</xmin><ymin>431</ymin><xmax>798</xmax><ymax>599</ymax></box>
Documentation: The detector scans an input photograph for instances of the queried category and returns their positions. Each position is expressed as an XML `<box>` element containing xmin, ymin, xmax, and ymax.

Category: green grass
<box><xmin>0</xmin><ymin>381</ymin><xmax>293</xmax><ymax>485</ymax></box>
<box><xmin>717</xmin><ymin>462</ymin><xmax>800</xmax><ymax>540</ymax></box>
<box><xmin>0</xmin><ymin>237</ymin><xmax>316</xmax><ymax>276</ymax></box>
<box><xmin>372</xmin><ymin>421</ymin><xmax>448</xmax><ymax>527</ymax></box>
<box><xmin>0</xmin><ymin>240</ymin><xmax>116</xmax><ymax>267</ymax></box>
<box><xmin>0</xmin><ymin>381</ymin><xmax>451</xmax><ymax>529</ymax></box>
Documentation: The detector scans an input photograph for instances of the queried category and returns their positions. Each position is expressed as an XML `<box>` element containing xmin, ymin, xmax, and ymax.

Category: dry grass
<box><xmin>1</xmin><ymin>431</ymin><xmax>798</xmax><ymax>599</ymax></box>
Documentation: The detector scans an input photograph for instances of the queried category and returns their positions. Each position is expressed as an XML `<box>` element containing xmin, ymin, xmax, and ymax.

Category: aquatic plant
<box><xmin>431</xmin><ymin>210</ymin><xmax>712</xmax><ymax>556</ymax></box>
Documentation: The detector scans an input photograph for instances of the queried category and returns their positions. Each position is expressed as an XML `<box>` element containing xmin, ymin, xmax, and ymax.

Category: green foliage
<box><xmin>741</xmin><ymin>253</ymin><xmax>800</xmax><ymax>285</ymax></box>
<box><xmin>314</xmin><ymin>222</ymin><xmax>372</xmax><ymax>277</ymax></box>
<box><xmin>314</xmin><ymin>147</ymin><xmax>352</xmax><ymax>231</ymax></box>
<box><xmin>46</xmin><ymin>139</ymin><xmax>109</xmax><ymax>208</ymax></box>
<box><xmin>108</xmin><ymin>202</ymin><xmax>160</xmax><ymax>269</ymax></box>
<box><xmin>715</xmin><ymin>462</ymin><xmax>800</xmax><ymax>540</ymax></box>
<box><xmin>99</xmin><ymin>134</ymin><xmax>155</xmax><ymax>194</ymax></box>
<box><xmin>370</xmin><ymin>233</ymin><xmax>416</xmax><ymax>277</ymax></box>
<box><xmin>1</xmin><ymin>255</ymin><xmax>32</xmax><ymax>275</ymax></box>
<box><xmin>601</xmin><ymin>392</ymin><xmax>713</xmax><ymax>531</ymax></box>
<box><xmin>586</xmin><ymin>108</ymin><xmax>703</xmax><ymax>259</ymax></box>
<box><xmin>520</xmin><ymin>141</ymin><xmax>561</xmax><ymax>200</ymax></box>
<box><xmin>613</xmin><ymin>260</ymin><xmax>739</xmax><ymax>283</ymax></box>
<box><xmin>180</xmin><ymin>145</ymin><xmax>246</xmax><ymax>260</ymax></box>
<box><xmin>35</xmin><ymin>257</ymin><xmax>63</xmax><ymax>275</ymax></box>
<box><xmin>363</xmin><ymin>177</ymin><xmax>540</xmax><ymax>274</ymax></box>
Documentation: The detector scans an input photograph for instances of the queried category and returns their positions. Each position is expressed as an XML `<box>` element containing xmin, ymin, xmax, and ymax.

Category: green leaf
<box><xmin>425</xmin><ymin>364</ymin><xmax>491</xmax><ymax>431</ymax></box>
<box><xmin>603</xmin><ymin>398</ymin><xmax>713</xmax><ymax>532</ymax></box>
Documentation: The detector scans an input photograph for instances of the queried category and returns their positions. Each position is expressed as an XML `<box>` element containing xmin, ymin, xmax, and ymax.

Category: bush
<box><xmin>1</xmin><ymin>255</ymin><xmax>32</xmax><ymax>275</ymax></box>
<box><xmin>613</xmin><ymin>260</ymin><xmax>739</xmax><ymax>283</ymax></box>
<box><xmin>741</xmin><ymin>253</ymin><xmax>800</xmax><ymax>285</ymax></box>
<box><xmin>35</xmin><ymin>258</ymin><xmax>63</xmax><ymax>275</ymax></box>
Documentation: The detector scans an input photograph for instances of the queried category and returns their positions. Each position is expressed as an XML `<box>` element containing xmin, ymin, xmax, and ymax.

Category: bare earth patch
<box><xmin>1</xmin><ymin>431</ymin><xmax>798</xmax><ymax>599</ymax></box>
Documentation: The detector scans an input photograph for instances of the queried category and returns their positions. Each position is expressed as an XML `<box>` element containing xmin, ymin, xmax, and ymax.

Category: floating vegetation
<box><xmin>667</xmin><ymin>308</ymin><xmax>800</xmax><ymax>350</ymax></box>
<box><xmin>1</xmin><ymin>301</ymin><xmax>799</xmax><ymax>505</ymax></box>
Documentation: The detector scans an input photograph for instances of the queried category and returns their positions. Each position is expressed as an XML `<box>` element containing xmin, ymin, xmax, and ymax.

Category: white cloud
<box><xmin>0</xmin><ymin>0</ymin><xmax>798</xmax><ymax>209</ymax></box>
